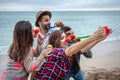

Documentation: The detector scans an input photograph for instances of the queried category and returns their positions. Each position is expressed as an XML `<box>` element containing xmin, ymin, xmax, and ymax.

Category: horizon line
<box><xmin>0</xmin><ymin>8</ymin><xmax>120</xmax><ymax>11</ymax></box>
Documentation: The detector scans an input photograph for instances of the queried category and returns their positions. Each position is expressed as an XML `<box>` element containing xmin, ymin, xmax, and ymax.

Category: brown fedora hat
<box><xmin>35</xmin><ymin>11</ymin><xmax>52</xmax><ymax>27</ymax></box>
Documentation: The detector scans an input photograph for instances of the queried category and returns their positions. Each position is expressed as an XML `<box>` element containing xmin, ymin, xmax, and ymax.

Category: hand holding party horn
<box><xmin>74</xmin><ymin>26</ymin><xmax>111</xmax><ymax>40</ymax></box>
<box><xmin>102</xmin><ymin>26</ymin><xmax>111</xmax><ymax>35</ymax></box>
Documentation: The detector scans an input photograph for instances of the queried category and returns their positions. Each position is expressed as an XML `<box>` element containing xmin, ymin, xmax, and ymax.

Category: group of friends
<box><xmin>1</xmin><ymin>10</ymin><xmax>112</xmax><ymax>80</ymax></box>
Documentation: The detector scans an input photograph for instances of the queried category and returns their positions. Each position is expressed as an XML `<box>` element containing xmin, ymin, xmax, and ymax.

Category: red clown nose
<box><xmin>65</xmin><ymin>38</ymin><xmax>71</xmax><ymax>42</ymax></box>
<box><xmin>71</xmin><ymin>34</ymin><xmax>76</xmax><ymax>39</ymax></box>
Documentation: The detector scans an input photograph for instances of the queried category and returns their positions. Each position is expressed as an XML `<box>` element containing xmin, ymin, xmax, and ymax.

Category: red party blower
<box><xmin>34</xmin><ymin>28</ymin><xmax>40</xmax><ymax>34</ymax></box>
<box><xmin>102</xmin><ymin>26</ymin><xmax>110</xmax><ymax>35</ymax></box>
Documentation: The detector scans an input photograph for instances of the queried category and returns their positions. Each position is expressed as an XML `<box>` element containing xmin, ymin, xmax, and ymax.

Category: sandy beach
<box><xmin>80</xmin><ymin>40</ymin><xmax>120</xmax><ymax>80</ymax></box>
<box><xmin>0</xmin><ymin>40</ymin><xmax>120</xmax><ymax>80</ymax></box>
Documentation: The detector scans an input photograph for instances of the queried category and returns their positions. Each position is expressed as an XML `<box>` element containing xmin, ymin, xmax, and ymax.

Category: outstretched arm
<box><xmin>81</xmin><ymin>40</ymin><xmax>98</xmax><ymax>53</ymax></box>
<box><xmin>65</xmin><ymin>27</ymin><xmax>109</xmax><ymax>57</ymax></box>
<box><xmin>81</xmin><ymin>28</ymin><xmax>112</xmax><ymax>55</ymax></box>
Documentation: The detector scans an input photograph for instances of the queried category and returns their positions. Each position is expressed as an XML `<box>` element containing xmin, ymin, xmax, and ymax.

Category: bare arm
<box><xmin>65</xmin><ymin>27</ymin><xmax>107</xmax><ymax>57</ymax></box>
<box><xmin>81</xmin><ymin>40</ymin><xmax>98</xmax><ymax>53</ymax></box>
<box><xmin>81</xmin><ymin>28</ymin><xmax>112</xmax><ymax>53</ymax></box>
<box><xmin>65</xmin><ymin>36</ymin><xmax>94</xmax><ymax>57</ymax></box>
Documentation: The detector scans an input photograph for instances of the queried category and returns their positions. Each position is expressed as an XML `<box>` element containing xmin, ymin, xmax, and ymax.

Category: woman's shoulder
<box><xmin>52</xmin><ymin>48</ymin><xmax>65</xmax><ymax>51</ymax></box>
<box><xmin>51</xmin><ymin>48</ymin><xmax>66</xmax><ymax>56</ymax></box>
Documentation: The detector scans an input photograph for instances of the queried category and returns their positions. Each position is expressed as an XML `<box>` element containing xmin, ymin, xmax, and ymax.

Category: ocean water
<box><xmin>0</xmin><ymin>11</ymin><xmax>120</xmax><ymax>55</ymax></box>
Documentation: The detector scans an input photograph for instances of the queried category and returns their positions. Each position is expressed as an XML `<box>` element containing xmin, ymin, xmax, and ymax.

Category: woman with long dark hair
<box><xmin>3</xmin><ymin>20</ymin><xmax>51</xmax><ymax>80</ymax></box>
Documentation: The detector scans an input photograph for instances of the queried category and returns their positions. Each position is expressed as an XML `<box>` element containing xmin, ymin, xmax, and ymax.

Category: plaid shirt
<box><xmin>34</xmin><ymin>48</ymin><xmax>70</xmax><ymax>80</ymax></box>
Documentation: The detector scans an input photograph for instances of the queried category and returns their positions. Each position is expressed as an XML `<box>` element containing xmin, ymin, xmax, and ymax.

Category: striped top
<box><xmin>2</xmin><ymin>47</ymin><xmax>46</xmax><ymax>80</ymax></box>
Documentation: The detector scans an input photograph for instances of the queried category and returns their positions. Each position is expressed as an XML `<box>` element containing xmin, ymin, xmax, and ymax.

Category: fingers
<box><xmin>42</xmin><ymin>48</ymin><xmax>52</xmax><ymax>58</ymax></box>
<box><xmin>37</xmin><ymin>38</ymin><xmax>43</xmax><ymax>45</ymax></box>
<box><xmin>92</xmin><ymin>28</ymin><xmax>106</xmax><ymax>41</ymax></box>
<box><xmin>94</xmin><ymin>27</ymin><xmax>105</xmax><ymax>35</ymax></box>
<box><xmin>96</xmin><ymin>28</ymin><xmax>106</xmax><ymax>36</ymax></box>
<box><xmin>93</xmin><ymin>27</ymin><xmax>112</xmax><ymax>42</ymax></box>
<box><xmin>43</xmin><ymin>49</ymin><xmax>52</xmax><ymax>54</ymax></box>
<box><xmin>45</xmin><ymin>55</ymin><xmax>50</xmax><ymax>57</ymax></box>
<box><xmin>54</xmin><ymin>21</ymin><xmax>64</xmax><ymax>27</ymax></box>
<box><xmin>46</xmin><ymin>48</ymin><xmax>52</xmax><ymax>53</ymax></box>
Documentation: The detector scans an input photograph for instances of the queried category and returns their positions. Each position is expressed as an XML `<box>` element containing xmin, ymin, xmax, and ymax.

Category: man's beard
<box><xmin>45</xmin><ymin>26</ymin><xmax>49</xmax><ymax>30</ymax></box>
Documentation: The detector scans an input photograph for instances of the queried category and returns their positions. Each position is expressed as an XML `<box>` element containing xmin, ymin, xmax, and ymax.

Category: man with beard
<box><xmin>34</xmin><ymin>11</ymin><xmax>64</xmax><ymax>56</ymax></box>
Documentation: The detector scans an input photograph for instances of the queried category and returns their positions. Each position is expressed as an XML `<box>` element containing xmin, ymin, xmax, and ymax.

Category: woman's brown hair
<box><xmin>8</xmin><ymin>20</ymin><xmax>33</xmax><ymax>62</ymax></box>
<box><xmin>49</xmin><ymin>30</ymin><xmax>63</xmax><ymax>48</ymax></box>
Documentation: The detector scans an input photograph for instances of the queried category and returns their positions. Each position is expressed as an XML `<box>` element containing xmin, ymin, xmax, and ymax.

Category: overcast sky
<box><xmin>0</xmin><ymin>0</ymin><xmax>120</xmax><ymax>11</ymax></box>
